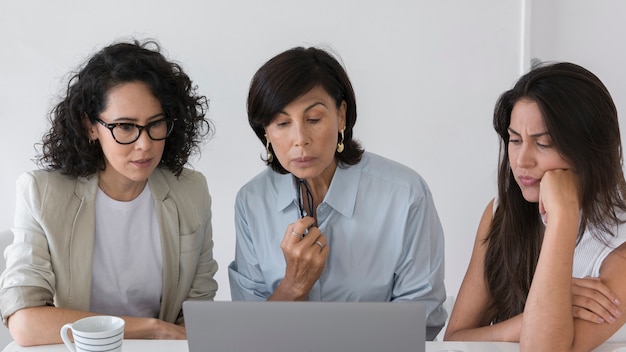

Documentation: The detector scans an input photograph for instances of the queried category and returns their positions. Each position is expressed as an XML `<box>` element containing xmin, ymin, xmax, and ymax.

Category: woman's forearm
<box><xmin>446</xmin><ymin>313</ymin><xmax>522</xmax><ymax>342</ymax></box>
<box><xmin>520</xmin><ymin>212</ymin><xmax>578</xmax><ymax>351</ymax></box>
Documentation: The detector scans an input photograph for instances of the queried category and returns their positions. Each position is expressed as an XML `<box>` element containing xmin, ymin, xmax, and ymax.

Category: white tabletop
<box><xmin>1</xmin><ymin>340</ymin><xmax>186</xmax><ymax>352</ymax></box>
<box><xmin>1</xmin><ymin>340</ymin><xmax>183</xmax><ymax>352</ymax></box>
<box><xmin>3</xmin><ymin>340</ymin><xmax>626</xmax><ymax>352</ymax></box>
<box><xmin>429</xmin><ymin>341</ymin><xmax>626</xmax><ymax>351</ymax></box>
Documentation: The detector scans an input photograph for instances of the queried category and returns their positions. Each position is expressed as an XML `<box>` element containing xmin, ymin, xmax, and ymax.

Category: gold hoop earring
<box><xmin>337</xmin><ymin>128</ymin><xmax>345</xmax><ymax>153</ymax></box>
<box><xmin>264</xmin><ymin>134</ymin><xmax>273</xmax><ymax>162</ymax></box>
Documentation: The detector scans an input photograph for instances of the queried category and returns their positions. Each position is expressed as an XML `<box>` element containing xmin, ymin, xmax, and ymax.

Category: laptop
<box><xmin>183</xmin><ymin>301</ymin><xmax>426</xmax><ymax>352</ymax></box>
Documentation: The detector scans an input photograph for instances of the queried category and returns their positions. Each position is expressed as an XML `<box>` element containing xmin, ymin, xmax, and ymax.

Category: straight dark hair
<box><xmin>247</xmin><ymin>46</ymin><xmax>363</xmax><ymax>173</ymax></box>
<box><xmin>484</xmin><ymin>62</ymin><xmax>626</xmax><ymax>322</ymax></box>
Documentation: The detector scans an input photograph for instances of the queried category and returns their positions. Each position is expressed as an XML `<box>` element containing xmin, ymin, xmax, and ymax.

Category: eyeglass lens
<box><xmin>112</xmin><ymin>119</ymin><xmax>173</xmax><ymax>144</ymax></box>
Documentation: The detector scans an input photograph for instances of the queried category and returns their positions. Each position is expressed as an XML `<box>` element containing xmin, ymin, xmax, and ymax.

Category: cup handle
<box><xmin>60</xmin><ymin>323</ymin><xmax>76</xmax><ymax>352</ymax></box>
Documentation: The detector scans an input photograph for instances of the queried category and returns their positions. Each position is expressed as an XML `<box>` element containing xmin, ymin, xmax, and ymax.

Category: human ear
<box><xmin>338</xmin><ymin>101</ymin><xmax>347</xmax><ymax>128</ymax></box>
<box><xmin>83</xmin><ymin>114</ymin><xmax>98</xmax><ymax>141</ymax></box>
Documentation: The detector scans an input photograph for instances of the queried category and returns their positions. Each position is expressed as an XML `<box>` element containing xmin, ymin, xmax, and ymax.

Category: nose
<box><xmin>293</xmin><ymin>122</ymin><xmax>310</xmax><ymax>147</ymax></box>
<box><xmin>134</xmin><ymin>129</ymin><xmax>153</xmax><ymax>150</ymax></box>
<box><xmin>515</xmin><ymin>143</ymin><xmax>535</xmax><ymax>168</ymax></box>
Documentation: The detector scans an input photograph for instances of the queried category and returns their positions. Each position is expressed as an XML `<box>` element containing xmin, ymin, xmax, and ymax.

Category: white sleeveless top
<box><xmin>573</xmin><ymin>221</ymin><xmax>626</xmax><ymax>277</ymax></box>
<box><xmin>574</xmin><ymin>220</ymin><xmax>626</xmax><ymax>342</ymax></box>
<box><xmin>90</xmin><ymin>184</ymin><xmax>163</xmax><ymax>318</ymax></box>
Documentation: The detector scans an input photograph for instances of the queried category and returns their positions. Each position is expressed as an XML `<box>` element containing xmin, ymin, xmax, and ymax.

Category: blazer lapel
<box><xmin>67</xmin><ymin>175</ymin><xmax>98</xmax><ymax>310</ymax></box>
<box><xmin>149</xmin><ymin>169</ymin><xmax>180</xmax><ymax>321</ymax></box>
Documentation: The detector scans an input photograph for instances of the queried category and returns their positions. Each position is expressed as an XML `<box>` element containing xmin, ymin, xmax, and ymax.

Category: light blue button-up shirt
<box><xmin>228</xmin><ymin>152</ymin><xmax>447</xmax><ymax>327</ymax></box>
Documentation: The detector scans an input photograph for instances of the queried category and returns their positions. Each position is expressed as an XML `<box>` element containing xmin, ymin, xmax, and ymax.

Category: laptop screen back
<box><xmin>184</xmin><ymin>301</ymin><xmax>425</xmax><ymax>352</ymax></box>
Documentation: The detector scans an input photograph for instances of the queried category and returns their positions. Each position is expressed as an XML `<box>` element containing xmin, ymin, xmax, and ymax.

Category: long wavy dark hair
<box><xmin>247</xmin><ymin>46</ymin><xmax>364</xmax><ymax>174</ymax></box>
<box><xmin>38</xmin><ymin>39</ymin><xmax>211</xmax><ymax>177</ymax></box>
<box><xmin>483</xmin><ymin>62</ymin><xmax>626</xmax><ymax>323</ymax></box>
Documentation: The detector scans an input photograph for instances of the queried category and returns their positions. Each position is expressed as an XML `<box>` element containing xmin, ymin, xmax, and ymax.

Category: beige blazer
<box><xmin>0</xmin><ymin>168</ymin><xmax>218</xmax><ymax>325</ymax></box>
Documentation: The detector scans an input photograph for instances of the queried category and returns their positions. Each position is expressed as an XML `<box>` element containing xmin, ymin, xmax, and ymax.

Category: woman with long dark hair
<box><xmin>445</xmin><ymin>62</ymin><xmax>626</xmax><ymax>351</ymax></box>
<box><xmin>228</xmin><ymin>46</ymin><xmax>447</xmax><ymax>338</ymax></box>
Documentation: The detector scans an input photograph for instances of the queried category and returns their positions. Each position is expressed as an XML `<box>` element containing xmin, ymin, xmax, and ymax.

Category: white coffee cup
<box><xmin>60</xmin><ymin>315</ymin><xmax>125</xmax><ymax>352</ymax></box>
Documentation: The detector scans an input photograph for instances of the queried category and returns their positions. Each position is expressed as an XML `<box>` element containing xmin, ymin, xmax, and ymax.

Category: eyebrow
<box><xmin>507</xmin><ymin>127</ymin><xmax>549</xmax><ymax>138</ymax></box>
<box><xmin>111</xmin><ymin>112</ymin><xmax>166</xmax><ymax>123</ymax></box>
<box><xmin>278</xmin><ymin>101</ymin><xmax>326</xmax><ymax>116</ymax></box>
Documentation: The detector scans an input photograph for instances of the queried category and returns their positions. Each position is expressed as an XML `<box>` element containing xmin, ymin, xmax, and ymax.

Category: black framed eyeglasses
<box><xmin>297</xmin><ymin>178</ymin><xmax>314</xmax><ymax>219</ymax></box>
<box><xmin>94</xmin><ymin>116</ymin><xmax>175</xmax><ymax>145</ymax></box>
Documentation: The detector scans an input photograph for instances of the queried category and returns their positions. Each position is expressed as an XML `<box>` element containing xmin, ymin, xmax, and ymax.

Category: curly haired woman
<box><xmin>0</xmin><ymin>39</ymin><xmax>217</xmax><ymax>346</ymax></box>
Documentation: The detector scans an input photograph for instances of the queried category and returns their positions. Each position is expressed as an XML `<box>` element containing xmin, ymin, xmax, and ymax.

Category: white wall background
<box><xmin>11</xmin><ymin>0</ymin><xmax>626</xmax><ymax>315</ymax></box>
<box><xmin>529</xmin><ymin>0</ymin><xmax>626</xmax><ymax>138</ymax></box>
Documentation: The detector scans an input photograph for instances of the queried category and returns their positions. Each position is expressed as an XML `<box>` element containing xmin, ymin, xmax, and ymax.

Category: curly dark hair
<box><xmin>484</xmin><ymin>62</ymin><xmax>626</xmax><ymax>323</ymax></box>
<box><xmin>37</xmin><ymin>39</ymin><xmax>211</xmax><ymax>177</ymax></box>
<box><xmin>247</xmin><ymin>46</ymin><xmax>364</xmax><ymax>174</ymax></box>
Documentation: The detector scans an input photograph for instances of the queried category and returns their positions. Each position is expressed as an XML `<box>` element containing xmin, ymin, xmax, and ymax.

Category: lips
<box><xmin>292</xmin><ymin>156</ymin><xmax>316</xmax><ymax>167</ymax></box>
<box><xmin>518</xmin><ymin>176</ymin><xmax>540</xmax><ymax>187</ymax></box>
<box><xmin>131</xmin><ymin>157</ymin><xmax>153</xmax><ymax>168</ymax></box>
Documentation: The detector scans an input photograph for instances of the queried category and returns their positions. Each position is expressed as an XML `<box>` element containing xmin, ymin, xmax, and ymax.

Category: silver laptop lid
<box><xmin>184</xmin><ymin>301</ymin><xmax>425</xmax><ymax>352</ymax></box>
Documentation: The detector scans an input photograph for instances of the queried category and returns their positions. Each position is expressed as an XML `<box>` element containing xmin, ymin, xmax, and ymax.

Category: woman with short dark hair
<box><xmin>229</xmin><ymin>46</ymin><xmax>447</xmax><ymax>335</ymax></box>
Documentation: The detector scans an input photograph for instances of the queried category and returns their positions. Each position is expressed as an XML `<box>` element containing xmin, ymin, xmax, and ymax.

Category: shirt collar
<box><xmin>274</xmin><ymin>161</ymin><xmax>361</xmax><ymax>219</ymax></box>
<box><xmin>275</xmin><ymin>172</ymin><xmax>298</xmax><ymax>214</ymax></box>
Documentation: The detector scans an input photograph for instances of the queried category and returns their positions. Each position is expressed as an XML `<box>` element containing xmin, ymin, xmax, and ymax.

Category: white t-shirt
<box><xmin>90</xmin><ymin>184</ymin><xmax>163</xmax><ymax>318</ymax></box>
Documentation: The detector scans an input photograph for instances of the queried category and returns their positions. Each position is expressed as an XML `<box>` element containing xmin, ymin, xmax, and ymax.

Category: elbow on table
<box><xmin>520</xmin><ymin>333</ymin><xmax>577</xmax><ymax>352</ymax></box>
<box><xmin>442</xmin><ymin>324</ymin><xmax>465</xmax><ymax>341</ymax></box>
<box><xmin>7</xmin><ymin>310</ymin><xmax>49</xmax><ymax>347</ymax></box>
<box><xmin>8</xmin><ymin>322</ymin><xmax>38</xmax><ymax>347</ymax></box>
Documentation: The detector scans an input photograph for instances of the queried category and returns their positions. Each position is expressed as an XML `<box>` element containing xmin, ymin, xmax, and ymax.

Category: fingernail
<box><xmin>616</xmin><ymin>298</ymin><xmax>621</xmax><ymax>305</ymax></box>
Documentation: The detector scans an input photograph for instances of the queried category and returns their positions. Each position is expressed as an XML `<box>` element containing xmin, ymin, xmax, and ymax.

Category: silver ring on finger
<box><xmin>313</xmin><ymin>240</ymin><xmax>325</xmax><ymax>251</ymax></box>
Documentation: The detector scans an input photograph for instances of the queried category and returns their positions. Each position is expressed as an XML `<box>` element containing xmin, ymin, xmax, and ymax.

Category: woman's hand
<box><xmin>572</xmin><ymin>277</ymin><xmax>622</xmax><ymax>324</ymax></box>
<box><xmin>271</xmin><ymin>216</ymin><xmax>329</xmax><ymax>301</ymax></box>
<box><xmin>122</xmin><ymin>317</ymin><xmax>187</xmax><ymax>340</ymax></box>
<box><xmin>147</xmin><ymin>319</ymin><xmax>187</xmax><ymax>339</ymax></box>
<box><xmin>538</xmin><ymin>169</ymin><xmax>581</xmax><ymax>226</ymax></box>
